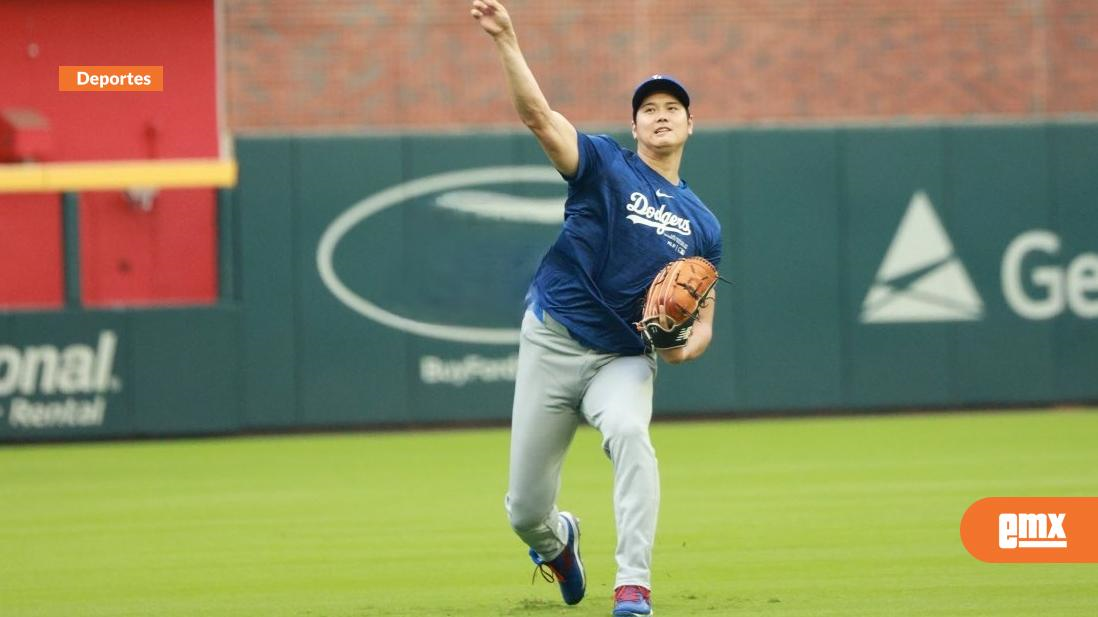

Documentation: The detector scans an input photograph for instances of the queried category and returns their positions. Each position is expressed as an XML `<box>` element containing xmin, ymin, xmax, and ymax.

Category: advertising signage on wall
<box><xmin>0</xmin><ymin>331</ymin><xmax>120</xmax><ymax>430</ymax></box>
<box><xmin>862</xmin><ymin>191</ymin><xmax>1098</xmax><ymax>324</ymax></box>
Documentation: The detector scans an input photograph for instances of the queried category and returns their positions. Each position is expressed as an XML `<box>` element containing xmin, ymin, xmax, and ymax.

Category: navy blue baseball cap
<box><xmin>631</xmin><ymin>74</ymin><xmax>691</xmax><ymax>116</ymax></box>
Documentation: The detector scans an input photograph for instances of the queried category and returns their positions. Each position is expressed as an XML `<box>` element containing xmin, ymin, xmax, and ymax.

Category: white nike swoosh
<box><xmin>656</xmin><ymin>190</ymin><xmax>673</xmax><ymax>199</ymax></box>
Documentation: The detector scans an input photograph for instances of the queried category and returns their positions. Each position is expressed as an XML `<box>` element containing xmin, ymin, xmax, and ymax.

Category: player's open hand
<box><xmin>471</xmin><ymin>0</ymin><xmax>513</xmax><ymax>38</ymax></box>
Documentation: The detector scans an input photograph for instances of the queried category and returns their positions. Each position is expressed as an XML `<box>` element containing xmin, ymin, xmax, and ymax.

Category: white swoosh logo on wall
<box><xmin>434</xmin><ymin>190</ymin><xmax>564</xmax><ymax>224</ymax></box>
<box><xmin>317</xmin><ymin>166</ymin><xmax>565</xmax><ymax>345</ymax></box>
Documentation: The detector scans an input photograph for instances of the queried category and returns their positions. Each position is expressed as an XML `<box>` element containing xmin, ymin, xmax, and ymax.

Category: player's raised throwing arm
<box><xmin>472</xmin><ymin>0</ymin><xmax>579</xmax><ymax>177</ymax></box>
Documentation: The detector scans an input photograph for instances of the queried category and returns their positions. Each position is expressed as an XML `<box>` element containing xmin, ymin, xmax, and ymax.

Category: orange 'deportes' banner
<box><xmin>58</xmin><ymin>66</ymin><xmax>163</xmax><ymax>92</ymax></box>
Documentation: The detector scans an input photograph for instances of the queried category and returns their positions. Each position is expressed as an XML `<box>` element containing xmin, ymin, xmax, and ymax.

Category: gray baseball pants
<box><xmin>505</xmin><ymin>309</ymin><xmax>659</xmax><ymax>590</ymax></box>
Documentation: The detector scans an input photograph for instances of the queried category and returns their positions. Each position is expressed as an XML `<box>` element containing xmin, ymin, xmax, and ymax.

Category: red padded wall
<box><xmin>0</xmin><ymin>195</ymin><xmax>63</xmax><ymax>307</ymax></box>
<box><xmin>80</xmin><ymin>189</ymin><xmax>217</xmax><ymax>307</ymax></box>
<box><xmin>1</xmin><ymin>0</ymin><xmax>220</xmax><ymax>307</ymax></box>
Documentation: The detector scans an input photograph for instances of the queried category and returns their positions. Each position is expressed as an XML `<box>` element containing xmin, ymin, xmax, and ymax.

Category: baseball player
<box><xmin>471</xmin><ymin>2</ymin><xmax>723</xmax><ymax>615</ymax></box>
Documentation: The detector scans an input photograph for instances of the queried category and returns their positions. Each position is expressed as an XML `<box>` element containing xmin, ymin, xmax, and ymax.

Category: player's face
<box><xmin>632</xmin><ymin>93</ymin><xmax>693</xmax><ymax>151</ymax></box>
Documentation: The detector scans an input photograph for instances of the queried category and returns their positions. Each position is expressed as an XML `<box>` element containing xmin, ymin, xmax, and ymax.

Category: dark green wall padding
<box><xmin>2</xmin><ymin>122</ymin><xmax>1096</xmax><ymax>441</ymax></box>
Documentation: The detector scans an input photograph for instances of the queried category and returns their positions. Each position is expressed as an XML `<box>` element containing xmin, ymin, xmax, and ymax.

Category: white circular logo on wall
<box><xmin>316</xmin><ymin>166</ymin><xmax>565</xmax><ymax>345</ymax></box>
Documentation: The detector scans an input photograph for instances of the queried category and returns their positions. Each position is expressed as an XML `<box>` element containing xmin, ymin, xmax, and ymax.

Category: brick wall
<box><xmin>225</xmin><ymin>0</ymin><xmax>1098</xmax><ymax>131</ymax></box>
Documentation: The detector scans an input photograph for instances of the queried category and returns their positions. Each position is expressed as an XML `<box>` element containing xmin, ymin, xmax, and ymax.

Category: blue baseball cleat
<box><xmin>529</xmin><ymin>511</ymin><xmax>586</xmax><ymax>605</ymax></box>
<box><xmin>613</xmin><ymin>585</ymin><xmax>652</xmax><ymax>616</ymax></box>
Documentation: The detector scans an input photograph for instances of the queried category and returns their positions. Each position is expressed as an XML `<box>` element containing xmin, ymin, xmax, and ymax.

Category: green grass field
<box><xmin>3</xmin><ymin>409</ymin><xmax>1096</xmax><ymax>616</ymax></box>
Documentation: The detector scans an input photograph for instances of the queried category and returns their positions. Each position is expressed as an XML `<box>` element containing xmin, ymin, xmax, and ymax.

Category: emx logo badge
<box><xmin>961</xmin><ymin>497</ymin><xmax>1098</xmax><ymax>562</ymax></box>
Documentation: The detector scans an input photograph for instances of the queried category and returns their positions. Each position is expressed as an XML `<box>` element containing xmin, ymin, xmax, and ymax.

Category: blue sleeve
<box><xmin>706</xmin><ymin>223</ymin><xmax>723</xmax><ymax>270</ymax></box>
<box><xmin>565</xmin><ymin>133</ymin><xmax>618</xmax><ymax>187</ymax></box>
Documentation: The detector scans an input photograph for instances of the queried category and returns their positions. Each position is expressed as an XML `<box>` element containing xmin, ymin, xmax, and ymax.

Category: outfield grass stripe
<box><xmin>1</xmin><ymin>410</ymin><xmax>1095</xmax><ymax>616</ymax></box>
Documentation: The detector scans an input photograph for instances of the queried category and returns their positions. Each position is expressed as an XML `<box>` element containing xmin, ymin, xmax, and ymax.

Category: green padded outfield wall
<box><xmin>0</xmin><ymin>307</ymin><xmax>242</xmax><ymax>442</ymax></box>
<box><xmin>3</xmin><ymin>122</ymin><xmax>1096</xmax><ymax>442</ymax></box>
<box><xmin>232</xmin><ymin>122</ymin><xmax>1097</xmax><ymax>431</ymax></box>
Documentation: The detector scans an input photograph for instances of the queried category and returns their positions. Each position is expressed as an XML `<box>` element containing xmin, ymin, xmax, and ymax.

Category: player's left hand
<box><xmin>639</xmin><ymin>310</ymin><xmax>695</xmax><ymax>350</ymax></box>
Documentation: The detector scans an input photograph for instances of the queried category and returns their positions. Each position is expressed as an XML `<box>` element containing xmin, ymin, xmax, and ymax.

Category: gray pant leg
<box><xmin>581</xmin><ymin>354</ymin><xmax>659</xmax><ymax>590</ymax></box>
<box><xmin>505</xmin><ymin>311</ymin><xmax>584</xmax><ymax>559</ymax></box>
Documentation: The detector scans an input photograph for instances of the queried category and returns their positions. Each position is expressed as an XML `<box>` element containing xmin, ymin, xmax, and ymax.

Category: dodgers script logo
<box><xmin>625</xmin><ymin>192</ymin><xmax>692</xmax><ymax>236</ymax></box>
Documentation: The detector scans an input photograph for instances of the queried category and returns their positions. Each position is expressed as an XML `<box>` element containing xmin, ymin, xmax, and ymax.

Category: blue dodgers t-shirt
<box><xmin>529</xmin><ymin>133</ymin><xmax>723</xmax><ymax>355</ymax></box>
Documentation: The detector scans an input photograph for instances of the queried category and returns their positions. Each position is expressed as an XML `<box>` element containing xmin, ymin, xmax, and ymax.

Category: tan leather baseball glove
<box><xmin>635</xmin><ymin>257</ymin><xmax>720</xmax><ymax>350</ymax></box>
